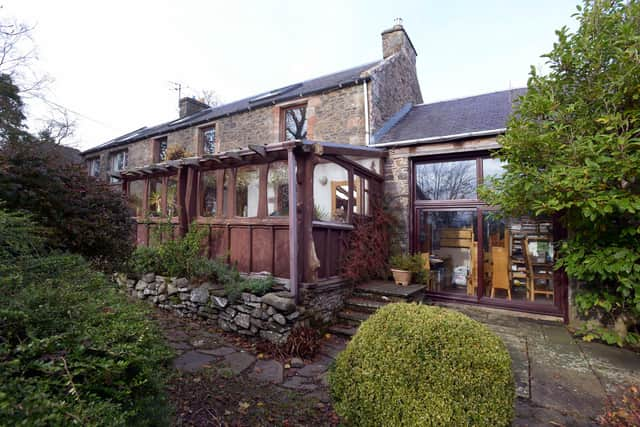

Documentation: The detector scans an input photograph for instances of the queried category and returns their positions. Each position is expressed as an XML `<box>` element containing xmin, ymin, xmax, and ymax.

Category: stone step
<box><xmin>327</xmin><ymin>324</ymin><xmax>358</xmax><ymax>338</ymax></box>
<box><xmin>345</xmin><ymin>297</ymin><xmax>389</xmax><ymax>312</ymax></box>
<box><xmin>337</xmin><ymin>309</ymin><xmax>370</xmax><ymax>324</ymax></box>
<box><xmin>351</xmin><ymin>290</ymin><xmax>409</xmax><ymax>304</ymax></box>
<box><xmin>355</xmin><ymin>281</ymin><xmax>426</xmax><ymax>302</ymax></box>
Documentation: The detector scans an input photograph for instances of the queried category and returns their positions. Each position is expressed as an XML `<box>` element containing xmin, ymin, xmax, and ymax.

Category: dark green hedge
<box><xmin>0</xmin><ymin>208</ymin><xmax>173</xmax><ymax>426</ymax></box>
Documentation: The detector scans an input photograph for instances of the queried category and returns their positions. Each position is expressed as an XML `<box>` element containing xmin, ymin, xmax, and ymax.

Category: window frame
<box><xmin>87</xmin><ymin>156</ymin><xmax>101</xmax><ymax>178</ymax></box>
<box><xmin>153</xmin><ymin>137</ymin><xmax>168</xmax><ymax>163</ymax></box>
<box><xmin>199</xmin><ymin>124</ymin><xmax>217</xmax><ymax>156</ymax></box>
<box><xmin>109</xmin><ymin>149</ymin><xmax>128</xmax><ymax>183</ymax></box>
<box><xmin>280</xmin><ymin>103</ymin><xmax>308</xmax><ymax>141</ymax></box>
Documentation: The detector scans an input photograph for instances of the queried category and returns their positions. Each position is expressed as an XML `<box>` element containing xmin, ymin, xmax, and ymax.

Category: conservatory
<box><xmin>115</xmin><ymin>140</ymin><xmax>386</xmax><ymax>300</ymax></box>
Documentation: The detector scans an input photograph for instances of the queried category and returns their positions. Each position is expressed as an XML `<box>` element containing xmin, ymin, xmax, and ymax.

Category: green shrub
<box><xmin>128</xmin><ymin>245</ymin><xmax>162</xmax><ymax>276</ymax></box>
<box><xmin>329</xmin><ymin>303</ymin><xmax>514</xmax><ymax>426</ymax></box>
<box><xmin>0</xmin><ymin>209</ymin><xmax>173</xmax><ymax>426</ymax></box>
<box><xmin>224</xmin><ymin>276</ymin><xmax>275</xmax><ymax>303</ymax></box>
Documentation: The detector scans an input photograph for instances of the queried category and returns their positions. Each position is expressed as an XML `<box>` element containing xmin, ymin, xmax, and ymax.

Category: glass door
<box><xmin>416</xmin><ymin>209</ymin><xmax>479</xmax><ymax>299</ymax></box>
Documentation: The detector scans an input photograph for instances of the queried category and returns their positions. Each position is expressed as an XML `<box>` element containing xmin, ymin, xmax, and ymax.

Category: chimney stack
<box><xmin>179</xmin><ymin>97</ymin><xmax>209</xmax><ymax>118</ymax></box>
<box><xmin>381</xmin><ymin>18</ymin><xmax>417</xmax><ymax>61</ymax></box>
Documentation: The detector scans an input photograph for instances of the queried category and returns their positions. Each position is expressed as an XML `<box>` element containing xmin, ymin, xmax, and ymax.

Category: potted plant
<box><xmin>389</xmin><ymin>253</ymin><xmax>415</xmax><ymax>286</ymax></box>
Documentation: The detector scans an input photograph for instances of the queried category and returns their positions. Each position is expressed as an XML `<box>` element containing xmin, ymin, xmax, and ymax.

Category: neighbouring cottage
<box><xmin>83</xmin><ymin>22</ymin><xmax>571</xmax><ymax>326</ymax></box>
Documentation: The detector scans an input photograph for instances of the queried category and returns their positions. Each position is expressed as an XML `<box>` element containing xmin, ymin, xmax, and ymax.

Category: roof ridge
<box><xmin>414</xmin><ymin>88</ymin><xmax>527</xmax><ymax>108</ymax></box>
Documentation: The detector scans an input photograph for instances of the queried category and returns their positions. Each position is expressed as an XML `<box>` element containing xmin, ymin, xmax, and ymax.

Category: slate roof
<box><xmin>375</xmin><ymin>88</ymin><xmax>527</xmax><ymax>144</ymax></box>
<box><xmin>83</xmin><ymin>60</ymin><xmax>381</xmax><ymax>155</ymax></box>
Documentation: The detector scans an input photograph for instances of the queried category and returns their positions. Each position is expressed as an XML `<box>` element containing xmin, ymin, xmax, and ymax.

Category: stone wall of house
<box><xmin>115</xmin><ymin>273</ymin><xmax>304</xmax><ymax>344</ymax></box>
<box><xmin>86</xmin><ymin>83</ymin><xmax>369</xmax><ymax>174</ymax></box>
<box><xmin>115</xmin><ymin>273</ymin><xmax>352</xmax><ymax>343</ymax></box>
<box><xmin>383</xmin><ymin>137</ymin><xmax>501</xmax><ymax>250</ymax></box>
<box><xmin>369</xmin><ymin>47</ymin><xmax>422</xmax><ymax>134</ymax></box>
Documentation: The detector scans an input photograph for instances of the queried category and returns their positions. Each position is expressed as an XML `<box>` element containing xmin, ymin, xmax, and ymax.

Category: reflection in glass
<box><xmin>482</xmin><ymin>214</ymin><xmax>554</xmax><ymax>305</ymax></box>
<box><xmin>201</xmin><ymin>171</ymin><xmax>217</xmax><ymax>217</ymax></box>
<box><xmin>312</xmin><ymin>162</ymin><xmax>349</xmax><ymax>222</ymax></box>
<box><xmin>148</xmin><ymin>178</ymin><xmax>162</xmax><ymax>217</ymax></box>
<box><xmin>167</xmin><ymin>177</ymin><xmax>178</xmax><ymax>217</ymax></box>
<box><xmin>417</xmin><ymin>210</ymin><xmax>477</xmax><ymax>296</ymax></box>
<box><xmin>236</xmin><ymin>167</ymin><xmax>259</xmax><ymax>217</ymax></box>
<box><xmin>267</xmin><ymin>161</ymin><xmax>289</xmax><ymax>216</ymax></box>
<box><xmin>482</xmin><ymin>158</ymin><xmax>506</xmax><ymax>188</ymax></box>
<box><xmin>415</xmin><ymin>160</ymin><xmax>477</xmax><ymax>200</ymax></box>
<box><xmin>128</xmin><ymin>180</ymin><xmax>145</xmax><ymax>217</ymax></box>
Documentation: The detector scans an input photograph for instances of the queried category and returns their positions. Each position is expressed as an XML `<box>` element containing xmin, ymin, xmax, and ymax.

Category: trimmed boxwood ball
<box><xmin>329</xmin><ymin>303</ymin><xmax>514</xmax><ymax>426</ymax></box>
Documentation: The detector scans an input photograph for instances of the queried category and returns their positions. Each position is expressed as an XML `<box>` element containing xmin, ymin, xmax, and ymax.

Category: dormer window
<box><xmin>282</xmin><ymin>104</ymin><xmax>307</xmax><ymax>141</ymax></box>
<box><xmin>202</xmin><ymin>126</ymin><xmax>216</xmax><ymax>155</ymax></box>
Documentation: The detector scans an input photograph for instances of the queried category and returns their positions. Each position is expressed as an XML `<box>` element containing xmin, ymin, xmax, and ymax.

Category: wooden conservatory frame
<box><xmin>116</xmin><ymin>140</ymin><xmax>386</xmax><ymax>301</ymax></box>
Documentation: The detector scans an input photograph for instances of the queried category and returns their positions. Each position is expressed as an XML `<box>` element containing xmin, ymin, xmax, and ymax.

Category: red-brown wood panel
<box><xmin>252</xmin><ymin>227</ymin><xmax>273</xmax><ymax>273</ymax></box>
<box><xmin>274</xmin><ymin>228</ymin><xmax>290</xmax><ymax>278</ymax></box>
<box><xmin>209</xmin><ymin>226</ymin><xmax>227</xmax><ymax>259</ymax></box>
<box><xmin>230</xmin><ymin>227</ymin><xmax>251</xmax><ymax>272</ymax></box>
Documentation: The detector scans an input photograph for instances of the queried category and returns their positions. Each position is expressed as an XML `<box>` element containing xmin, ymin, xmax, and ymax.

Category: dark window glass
<box><xmin>203</xmin><ymin>127</ymin><xmax>216</xmax><ymax>155</ymax></box>
<box><xmin>158</xmin><ymin>139</ymin><xmax>168</xmax><ymax>162</ymax></box>
<box><xmin>283</xmin><ymin>105</ymin><xmax>307</xmax><ymax>141</ymax></box>
<box><xmin>415</xmin><ymin>159</ymin><xmax>477</xmax><ymax>200</ymax></box>
<box><xmin>148</xmin><ymin>178</ymin><xmax>162</xmax><ymax>217</ymax></box>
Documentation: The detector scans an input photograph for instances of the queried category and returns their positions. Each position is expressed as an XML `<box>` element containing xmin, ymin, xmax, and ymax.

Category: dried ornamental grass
<box><xmin>329</xmin><ymin>303</ymin><xmax>514</xmax><ymax>426</ymax></box>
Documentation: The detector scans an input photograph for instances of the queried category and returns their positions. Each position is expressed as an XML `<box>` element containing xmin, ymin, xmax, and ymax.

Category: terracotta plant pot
<box><xmin>391</xmin><ymin>269</ymin><xmax>412</xmax><ymax>286</ymax></box>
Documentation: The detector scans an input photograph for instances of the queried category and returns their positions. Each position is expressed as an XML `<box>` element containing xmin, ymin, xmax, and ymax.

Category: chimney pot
<box><xmin>381</xmin><ymin>20</ymin><xmax>417</xmax><ymax>60</ymax></box>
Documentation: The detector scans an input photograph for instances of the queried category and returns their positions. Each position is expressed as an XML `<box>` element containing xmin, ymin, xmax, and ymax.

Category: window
<box><xmin>202</xmin><ymin>126</ymin><xmax>216</xmax><ymax>155</ymax></box>
<box><xmin>148</xmin><ymin>178</ymin><xmax>162</xmax><ymax>217</ymax></box>
<box><xmin>267</xmin><ymin>161</ymin><xmax>289</xmax><ymax>216</ymax></box>
<box><xmin>157</xmin><ymin>138</ymin><xmax>168</xmax><ymax>162</ymax></box>
<box><xmin>87</xmin><ymin>157</ymin><xmax>100</xmax><ymax>178</ymax></box>
<box><xmin>415</xmin><ymin>159</ymin><xmax>477</xmax><ymax>200</ymax></box>
<box><xmin>235</xmin><ymin>166</ymin><xmax>259</xmax><ymax>217</ymax></box>
<box><xmin>282</xmin><ymin>104</ymin><xmax>307</xmax><ymax>141</ymax></box>
<box><xmin>167</xmin><ymin>177</ymin><xmax>178</xmax><ymax>217</ymax></box>
<box><xmin>109</xmin><ymin>150</ymin><xmax>128</xmax><ymax>183</ymax></box>
<box><xmin>200</xmin><ymin>171</ymin><xmax>218</xmax><ymax>217</ymax></box>
<box><xmin>313</xmin><ymin>161</ymin><xmax>349</xmax><ymax>222</ymax></box>
<box><xmin>128</xmin><ymin>179</ymin><xmax>145</xmax><ymax>217</ymax></box>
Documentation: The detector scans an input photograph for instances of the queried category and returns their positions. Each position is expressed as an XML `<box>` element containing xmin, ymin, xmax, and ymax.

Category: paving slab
<box><xmin>198</xmin><ymin>346</ymin><xmax>237</xmax><ymax>357</ymax></box>
<box><xmin>578</xmin><ymin>341</ymin><xmax>640</xmax><ymax>393</ymax></box>
<box><xmin>168</xmin><ymin>341</ymin><xmax>192</xmax><ymax>351</ymax></box>
<box><xmin>173</xmin><ymin>350</ymin><xmax>217</xmax><ymax>372</ymax></box>
<box><xmin>296</xmin><ymin>362</ymin><xmax>328</xmax><ymax>378</ymax></box>
<box><xmin>281</xmin><ymin>375</ymin><xmax>319</xmax><ymax>392</ymax></box>
<box><xmin>249</xmin><ymin>359</ymin><xmax>284</xmax><ymax>384</ymax></box>
<box><xmin>223</xmin><ymin>351</ymin><xmax>256</xmax><ymax>375</ymax></box>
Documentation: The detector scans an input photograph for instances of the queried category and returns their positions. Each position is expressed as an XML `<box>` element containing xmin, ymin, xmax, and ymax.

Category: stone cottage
<box><xmin>83</xmin><ymin>23</ymin><xmax>569</xmax><ymax>323</ymax></box>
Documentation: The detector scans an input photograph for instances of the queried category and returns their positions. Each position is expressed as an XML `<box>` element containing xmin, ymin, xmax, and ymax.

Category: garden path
<box><xmin>153</xmin><ymin>305</ymin><xmax>638</xmax><ymax>426</ymax></box>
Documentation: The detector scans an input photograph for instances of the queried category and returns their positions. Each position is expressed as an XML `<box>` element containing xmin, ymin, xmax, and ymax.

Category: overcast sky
<box><xmin>4</xmin><ymin>0</ymin><xmax>580</xmax><ymax>151</ymax></box>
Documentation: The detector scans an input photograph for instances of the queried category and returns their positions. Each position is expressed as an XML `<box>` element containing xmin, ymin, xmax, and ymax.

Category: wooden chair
<box><xmin>490</xmin><ymin>246</ymin><xmax>511</xmax><ymax>300</ymax></box>
<box><xmin>525</xmin><ymin>237</ymin><xmax>554</xmax><ymax>301</ymax></box>
<box><xmin>467</xmin><ymin>243</ymin><xmax>478</xmax><ymax>296</ymax></box>
<box><xmin>420</xmin><ymin>252</ymin><xmax>437</xmax><ymax>291</ymax></box>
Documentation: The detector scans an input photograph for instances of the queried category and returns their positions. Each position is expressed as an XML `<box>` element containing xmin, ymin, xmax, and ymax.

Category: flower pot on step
<box><xmin>391</xmin><ymin>269</ymin><xmax>412</xmax><ymax>286</ymax></box>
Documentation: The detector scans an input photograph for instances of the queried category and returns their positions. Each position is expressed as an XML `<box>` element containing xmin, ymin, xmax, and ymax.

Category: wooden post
<box><xmin>287</xmin><ymin>148</ymin><xmax>298</xmax><ymax>301</ymax></box>
<box><xmin>301</xmin><ymin>153</ymin><xmax>316</xmax><ymax>283</ymax></box>
<box><xmin>258</xmin><ymin>164</ymin><xmax>268</xmax><ymax>218</ymax></box>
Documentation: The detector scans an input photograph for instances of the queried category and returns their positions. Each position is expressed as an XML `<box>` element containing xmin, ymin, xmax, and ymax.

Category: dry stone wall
<box><xmin>115</xmin><ymin>273</ymin><xmax>304</xmax><ymax>344</ymax></box>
